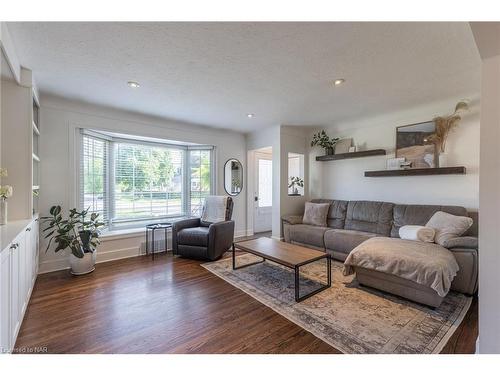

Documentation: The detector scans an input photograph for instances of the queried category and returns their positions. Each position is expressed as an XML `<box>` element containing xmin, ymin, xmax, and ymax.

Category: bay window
<box><xmin>79</xmin><ymin>130</ymin><xmax>215</xmax><ymax>231</ymax></box>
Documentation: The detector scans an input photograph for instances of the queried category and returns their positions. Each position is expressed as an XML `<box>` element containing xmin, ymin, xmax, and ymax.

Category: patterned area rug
<box><xmin>202</xmin><ymin>254</ymin><xmax>472</xmax><ymax>354</ymax></box>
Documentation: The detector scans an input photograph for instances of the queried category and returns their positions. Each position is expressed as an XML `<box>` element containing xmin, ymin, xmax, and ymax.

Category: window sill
<box><xmin>99</xmin><ymin>216</ymin><xmax>195</xmax><ymax>241</ymax></box>
<box><xmin>100</xmin><ymin>228</ymin><xmax>146</xmax><ymax>241</ymax></box>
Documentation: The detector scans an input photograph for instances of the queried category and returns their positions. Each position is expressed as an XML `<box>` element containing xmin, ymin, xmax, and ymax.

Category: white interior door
<box><xmin>254</xmin><ymin>152</ymin><xmax>273</xmax><ymax>233</ymax></box>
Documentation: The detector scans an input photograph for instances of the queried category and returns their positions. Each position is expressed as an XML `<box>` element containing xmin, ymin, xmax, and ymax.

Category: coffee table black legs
<box><xmin>232</xmin><ymin>243</ymin><xmax>265</xmax><ymax>270</ymax></box>
<box><xmin>294</xmin><ymin>256</ymin><xmax>331</xmax><ymax>302</ymax></box>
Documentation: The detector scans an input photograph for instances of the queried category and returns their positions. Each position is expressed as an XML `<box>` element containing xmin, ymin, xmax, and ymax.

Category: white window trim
<box><xmin>76</xmin><ymin>127</ymin><xmax>216</xmax><ymax>232</ymax></box>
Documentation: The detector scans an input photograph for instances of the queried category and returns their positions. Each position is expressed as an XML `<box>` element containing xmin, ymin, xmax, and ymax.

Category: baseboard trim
<box><xmin>271</xmin><ymin>236</ymin><xmax>284</xmax><ymax>241</ymax></box>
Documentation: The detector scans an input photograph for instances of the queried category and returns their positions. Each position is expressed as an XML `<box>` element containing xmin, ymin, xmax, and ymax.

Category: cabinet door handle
<box><xmin>26</xmin><ymin>227</ymin><xmax>32</xmax><ymax>232</ymax></box>
<box><xmin>10</xmin><ymin>243</ymin><xmax>19</xmax><ymax>250</ymax></box>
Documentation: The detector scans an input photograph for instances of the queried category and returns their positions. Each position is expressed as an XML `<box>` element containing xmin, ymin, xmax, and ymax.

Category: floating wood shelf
<box><xmin>316</xmin><ymin>149</ymin><xmax>386</xmax><ymax>161</ymax></box>
<box><xmin>364</xmin><ymin>166</ymin><xmax>466</xmax><ymax>177</ymax></box>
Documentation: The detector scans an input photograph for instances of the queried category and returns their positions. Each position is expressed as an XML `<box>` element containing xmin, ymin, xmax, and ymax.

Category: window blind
<box><xmin>80</xmin><ymin>134</ymin><xmax>109</xmax><ymax>224</ymax></box>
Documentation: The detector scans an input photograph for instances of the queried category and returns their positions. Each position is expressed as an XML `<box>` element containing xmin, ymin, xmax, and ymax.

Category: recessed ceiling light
<box><xmin>247</xmin><ymin>113</ymin><xmax>255</xmax><ymax>118</ymax></box>
<box><xmin>127</xmin><ymin>81</ymin><xmax>140</xmax><ymax>88</ymax></box>
<box><xmin>333</xmin><ymin>78</ymin><xmax>345</xmax><ymax>86</ymax></box>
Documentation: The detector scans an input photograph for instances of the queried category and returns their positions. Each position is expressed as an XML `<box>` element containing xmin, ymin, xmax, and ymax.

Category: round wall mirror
<box><xmin>224</xmin><ymin>159</ymin><xmax>243</xmax><ymax>196</ymax></box>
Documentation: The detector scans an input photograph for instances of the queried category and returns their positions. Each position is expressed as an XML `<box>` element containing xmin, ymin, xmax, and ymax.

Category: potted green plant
<box><xmin>288</xmin><ymin>176</ymin><xmax>304</xmax><ymax>195</ymax></box>
<box><xmin>311</xmin><ymin>130</ymin><xmax>340</xmax><ymax>155</ymax></box>
<box><xmin>42</xmin><ymin>205</ymin><xmax>104</xmax><ymax>275</ymax></box>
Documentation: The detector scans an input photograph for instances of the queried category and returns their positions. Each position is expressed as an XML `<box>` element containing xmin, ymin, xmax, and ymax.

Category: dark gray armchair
<box><xmin>172</xmin><ymin>197</ymin><xmax>234</xmax><ymax>261</ymax></box>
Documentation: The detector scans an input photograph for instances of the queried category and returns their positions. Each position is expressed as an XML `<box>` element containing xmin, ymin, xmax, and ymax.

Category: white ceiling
<box><xmin>7</xmin><ymin>22</ymin><xmax>480</xmax><ymax>133</ymax></box>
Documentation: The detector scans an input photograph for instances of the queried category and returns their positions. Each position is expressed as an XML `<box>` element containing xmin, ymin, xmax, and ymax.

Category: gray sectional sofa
<box><xmin>282</xmin><ymin>199</ymin><xmax>478</xmax><ymax>297</ymax></box>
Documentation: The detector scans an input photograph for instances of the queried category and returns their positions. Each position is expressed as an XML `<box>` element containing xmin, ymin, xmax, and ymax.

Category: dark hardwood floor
<box><xmin>15</xmin><ymin>235</ymin><xmax>477</xmax><ymax>354</ymax></box>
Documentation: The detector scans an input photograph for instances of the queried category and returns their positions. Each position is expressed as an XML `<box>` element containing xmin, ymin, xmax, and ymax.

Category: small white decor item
<box><xmin>399</xmin><ymin>225</ymin><xmax>436</xmax><ymax>243</ymax></box>
<box><xmin>0</xmin><ymin>169</ymin><xmax>13</xmax><ymax>225</ymax></box>
<box><xmin>0</xmin><ymin>198</ymin><xmax>7</xmax><ymax>226</ymax></box>
<box><xmin>386</xmin><ymin>157</ymin><xmax>405</xmax><ymax>170</ymax></box>
<box><xmin>334</xmin><ymin>138</ymin><xmax>353</xmax><ymax>154</ymax></box>
<box><xmin>348</xmin><ymin>146</ymin><xmax>357</xmax><ymax>153</ymax></box>
<box><xmin>438</xmin><ymin>153</ymin><xmax>448</xmax><ymax>167</ymax></box>
<box><xmin>426</xmin><ymin>211</ymin><xmax>473</xmax><ymax>246</ymax></box>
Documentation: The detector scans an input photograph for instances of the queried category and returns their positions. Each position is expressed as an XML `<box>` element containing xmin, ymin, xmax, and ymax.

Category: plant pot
<box><xmin>0</xmin><ymin>199</ymin><xmax>7</xmax><ymax>225</ymax></box>
<box><xmin>70</xmin><ymin>251</ymin><xmax>96</xmax><ymax>275</ymax></box>
<box><xmin>325</xmin><ymin>147</ymin><xmax>334</xmax><ymax>155</ymax></box>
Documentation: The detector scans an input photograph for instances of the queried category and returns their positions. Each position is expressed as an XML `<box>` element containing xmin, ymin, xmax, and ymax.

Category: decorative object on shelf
<box><xmin>0</xmin><ymin>168</ymin><xmax>13</xmax><ymax>225</ymax></box>
<box><xmin>311</xmin><ymin>130</ymin><xmax>340</xmax><ymax>155</ymax></box>
<box><xmin>42</xmin><ymin>205</ymin><xmax>105</xmax><ymax>275</ymax></box>
<box><xmin>348</xmin><ymin>146</ymin><xmax>357</xmax><ymax>153</ymax></box>
<box><xmin>224</xmin><ymin>159</ymin><xmax>243</xmax><ymax>196</ymax></box>
<box><xmin>396</xmin><ymin>120</ymin><xmax>437</xmax><ymax>168</ymax></box>
<box><xmin>334</xmin><ymin>138</ymin><xmax>353</xmax><ymax>154</ymax></box>
<box><xmin>428</xmin><ymin>101</ymin><xmax>469</xmax><ymax>167</ymax></box>
<box><xmin>400</xmin><ymin>161</ymin><xmax>413</xmax><ymax>169</ymax></box>
<box><xmin>288</xmin><ymin>176</ymin><xmax>304</xmax><ymax>196</ymax></box>
<box><xmin>386</xmin><ymin>157</ymin><xmax>406</xmax><ymax>170</ymax></box>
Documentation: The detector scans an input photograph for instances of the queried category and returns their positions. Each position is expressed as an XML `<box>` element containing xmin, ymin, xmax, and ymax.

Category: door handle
<box><xmin>254</xmin><ymin>196</ymin><xmax>258</xmax><ymax>202</ymax></box>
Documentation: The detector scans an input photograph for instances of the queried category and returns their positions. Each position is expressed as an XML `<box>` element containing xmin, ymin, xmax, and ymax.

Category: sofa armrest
<box><xmin>208</xmin><ymin>220</ymin><xmax>235</xmax><ymax>260</ymax></box>
<box><xmin>281</xmin><ymin>214</ymin><xmax>303</xmax><ymax>225</ymax></box>
<box><xmin>172</xmin><ymin>218</ymin><xmax>201</xmax><ymax>253</ymax></box>
<box><xmin>443</xmin><ymin>236</ymin><xmax>478</xmax><ymax>250</ymax></box>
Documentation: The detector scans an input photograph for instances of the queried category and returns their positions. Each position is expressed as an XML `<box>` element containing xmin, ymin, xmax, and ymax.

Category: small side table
<box><xmin>145</xmin><ymin>222</ymin><xmax>172</xmax><ymax>261</ymax></box>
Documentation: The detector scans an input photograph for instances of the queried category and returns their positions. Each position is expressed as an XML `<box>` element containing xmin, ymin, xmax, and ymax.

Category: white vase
<box><xmin>439</xmin><ymin>153</ymin><xmax>448</xmax><ymax>168</ymax></box>
<box><xmin>0</xmin><ymin>199</ymin><xmax>7</xmax><ymax>225</ymax></box>
<box><xmin>69</xmin><ymin>251</ymin><xmax>96</xmax><ymax>275</ymax></box>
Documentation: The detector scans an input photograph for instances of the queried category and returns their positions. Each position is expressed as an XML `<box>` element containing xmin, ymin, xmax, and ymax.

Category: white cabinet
<box><xmin>0</xmin><ymin>217</ymin><xmax>39</xmax><ymax>353</ymax></box>
<box><xmin>0</xmin><ymin>248</ymin><xmax>11</xmax><ymax>353</ymax></box>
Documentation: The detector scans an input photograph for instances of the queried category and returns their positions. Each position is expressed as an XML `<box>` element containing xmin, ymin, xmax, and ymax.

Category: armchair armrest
<box><xmin>281</xmin><ymin>214</ymin><xmax>303</xmax><ymax>225</ymax></box>
<box><xmin>208</xmin><ymin>220</ymin><xmax>235</xmax><ymax>260</ymax></box>
<box><xmin>172</xmin><ymin>218</ymin><xmax>201</xmax><ymax>253</ymax></box>
<box><xmin>172</xmin><ymin>218</ymin><xmax>201</xmax><ymax>232</ymax></box>
<box><xmin>443</xmin><ymin>236</ymin><xmax>478</xmax><ymax>250</ymax></box>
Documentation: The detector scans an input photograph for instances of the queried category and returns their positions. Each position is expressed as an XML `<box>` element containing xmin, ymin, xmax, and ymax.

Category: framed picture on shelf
<box><xmin>386</xmin><ymin>157</ymin><xmax>405</xmax><ymax>170</ymax></box>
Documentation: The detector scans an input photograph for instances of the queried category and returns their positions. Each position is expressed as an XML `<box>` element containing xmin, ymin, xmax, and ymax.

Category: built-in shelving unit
<box><xmin>364</xmin><ymin>166</ymin><xmax>466</xmax><ymax>177</ymax></box>
<box><xmin>1</xmin><ymin>67</ymin><xmax>40</xmax><ymax>219</ymax></box>
<box><xmin>32</xmin><ymin>93</ymin><xmax>40</xmax><ymax>215</ymax></box>
<box><xmin>316</xmin><ymin>149</ymin><xmax>386</xmax><ymax>161</ymax></box>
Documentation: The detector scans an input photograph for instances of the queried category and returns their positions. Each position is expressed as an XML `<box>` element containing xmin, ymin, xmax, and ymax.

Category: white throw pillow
<box><xmin>425</xmin><ymin>211</ymin><xmax>473</xmax><ymax>246</ymax></box>
<box><xmin>399</xmin><ymin>225</ymin><xmax>435</xmax><ymax>243</ymax></box>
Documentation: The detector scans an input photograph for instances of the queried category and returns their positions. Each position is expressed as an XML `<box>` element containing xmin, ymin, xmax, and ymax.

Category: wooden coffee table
<box><xmin>232</xmin><ymin>237</ymin><xmax>331</xmax><ymax>302</ymax></box>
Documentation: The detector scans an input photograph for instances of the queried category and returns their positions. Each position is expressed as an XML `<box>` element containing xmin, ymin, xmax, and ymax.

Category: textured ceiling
<box><xmin>7</xmin><ymin>22</ymin><xmax>480</xmax><ymax>133</ymax></box>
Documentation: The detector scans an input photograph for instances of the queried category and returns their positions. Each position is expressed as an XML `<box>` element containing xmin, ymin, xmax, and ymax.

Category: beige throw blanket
<box><xmin>201</xmin><ymin>196</ymin><xmax>228</xmax><ymax>223</ymax></box>
<box><xmin>344</xmin><ymin>237</ymin><xmax>459</xmax><ymax>297</ymax></box>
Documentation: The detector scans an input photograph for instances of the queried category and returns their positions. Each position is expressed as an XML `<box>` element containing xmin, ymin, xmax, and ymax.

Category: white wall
<box><xmin>308</xmin><ymin>97</ymin><xmax>480</xmax><ymax>210</ymax></box>
<box><xmin>280</xmin><ymin>126</ymin><xmax>309</xmax><ymax>219</ymax></box>
<box><xmin>38</xmin><ymin>95</ymin><xmax>247</xmax><ymax>273</ymax></box>
<box><xmin>471</xmin><ymin>22</ymin><xmax>500</xmax><ymax>354</ymax></box>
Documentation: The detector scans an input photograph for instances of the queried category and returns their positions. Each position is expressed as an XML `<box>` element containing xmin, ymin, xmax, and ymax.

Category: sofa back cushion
<box><xmin>391</xmin><ymin>204</ymin><xmax>468</xmax><ymax>238</ymax></box>
<box><xmin>310</xmin><ymin>199</ymin><xmax>348</xmax><ymax>229</ymax></box>
<box><xmin>344</xmin><ymin>201</ymin><xmax>394</xmax><ymax>236</ymax></box>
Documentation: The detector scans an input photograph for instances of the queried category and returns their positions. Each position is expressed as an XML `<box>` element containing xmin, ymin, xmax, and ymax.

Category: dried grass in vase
<box><xmin>429</xmin><ymin>101</ymin><xmax>469</xmax><ymax>153</ymax></box>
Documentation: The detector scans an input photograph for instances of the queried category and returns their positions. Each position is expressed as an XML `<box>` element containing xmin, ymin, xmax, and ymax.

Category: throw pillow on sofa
<box><xmin>302</xmin><ymin>202</ymin><xmax>330</xmax><ymax>227</ymax></box>
<box><xmin>425</xmin><ymin>211</ymin><xmax>473</xmax><ymax>246</ymax></box>
<box><xmin>399</xmin><ymin>225</ymin><xmax>435</xmax><ymax>243</ymax></box>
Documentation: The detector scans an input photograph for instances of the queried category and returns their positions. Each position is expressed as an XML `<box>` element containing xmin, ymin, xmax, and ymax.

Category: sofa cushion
<box><xmin>391</xmin><ymin>204</ymin><xmax>468</xmax><ymax>238</ymax></box>
<box><xmin>324</xmin><ymin>228</ymin><xmax>378</xmax><ymax>254</ymax></box>
<box><xmin>311</xmin><ymin>199</ymin><xmax>348</xmax><ymax>228</ymax></box>
<box><xmin>302</xmin><ymin>202</ymin><xmax>330</xmax><ymax>226</ymax></box>
<box><xmin>177</xmin><ymin>227</ymin><xmax>210</xmax><ymax>246</ymax></box>
<box><xmin>426</xmin><ymin>211</ymin><xmax>473</xmax><ymax>246</ymax></box>
<box><xmin>288</xmin><ymin>224</ymin><xmax>329</xmax><ymax>248</ymax></box>
<box><xmin>344</xmin><ymin>200</ymin><xmax>394</xmax><ymax>236</ymax></box>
